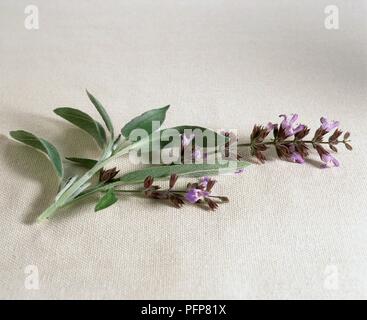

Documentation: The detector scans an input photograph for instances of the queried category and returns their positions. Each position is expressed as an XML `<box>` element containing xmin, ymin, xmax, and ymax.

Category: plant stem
<box><xmin>237</xmin><ymin>140</ymin><xmax>345</xmax><ymax>148</ymax></box>
<box><xmin>37</xmin><ymin>202</ymin><xmax>60</xmax><ymax>222</ymax></box>
<box><xmin>113</xmin><ymin>189</ymin><xmax>188</xmax><ymax>194</ymax></box>
<box><xmin>37</xmin><ymin>146</ymin><xmax>132</xmax><ymax>222</ymax></box>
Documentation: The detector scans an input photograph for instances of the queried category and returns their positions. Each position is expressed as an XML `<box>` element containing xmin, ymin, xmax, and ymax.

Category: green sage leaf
<box><xmin>66</xmin><ymin>157</ymin><xmax>98</xmax><ymax>169</ymax></box>
<box><xmin>86</xmin><ymin>90</ymin><xmax>114</xmax><ymax>137</ymax></box>
<box><xmin>121</xmin><ymin>105</ymin><xmax>170</xmax><ymax>139</ymax></box>
<box><xmin>9</xmin><ymin>130</ymin><xmax>63</xmax><ymax>177</ymax></box>
<box><xmin>119</xmin><ymin>161</ymin><xmax>250</xmax><ymax>184</ymax></box>
<box><xmin>95</xmin><ymin>188</ymin><xmax>118</xmax><ymax>212</ymax></box>
<box><xmin>54</xmin><ymin>107</ymin><xmax>107</xmax><ymax>148</ymax></box>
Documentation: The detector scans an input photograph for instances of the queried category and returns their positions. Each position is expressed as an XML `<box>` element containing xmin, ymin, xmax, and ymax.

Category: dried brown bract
<box><xmin>241</xmin><ymin>114</ymin><xmax>352</xmax><ymax>167</ymax></box>
<box><xmin>99</xmin><ymin>167</ymin><xmax>120</xmax><ymax>183</ymax></box>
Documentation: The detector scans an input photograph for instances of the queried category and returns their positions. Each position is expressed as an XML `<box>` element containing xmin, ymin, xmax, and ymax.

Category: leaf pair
<box><xmin>57</xmin><ymin>96</ymin><xmax>169</xmax><ymax>148</ymax></box>
<box><xmin>55</xmin><ymin>90</ymin><xmax>114</xmax><ymax>149</ymax></box>
<box><xmin>65</xmin><ymin>106</ymin><xmax>171</xmax><ymax>169</ymax></box>
<box><xmin>9</xmin><ymin>91</ymin><xmax>114</xmax><ymax>179</ymax></box>
<box><xmin>9</xmin><ymin>93</ymin><xmax>172</xmax><ymax>180</ymax></box>
<box><xmin>9</xmin><ymin>91</ymin><xmax>230</xmax><ymax>187</ymax></box>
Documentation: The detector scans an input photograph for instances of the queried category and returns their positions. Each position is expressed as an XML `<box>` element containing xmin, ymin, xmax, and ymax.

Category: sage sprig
<box><xmin>10</xmin><ymin>93</ymin><xmax>351</xmax><ymax>222</ymax></box>
<box><xmin>10</xmin><ymin>91</ymin><xmax>239</xmax><ymax>222</ymax></box>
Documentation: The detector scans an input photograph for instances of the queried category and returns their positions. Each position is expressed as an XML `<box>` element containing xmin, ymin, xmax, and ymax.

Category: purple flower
<box><xmin>320</xmin><ymin>117</ymin><xmax>339</xmax><ymax>132</ymax></box>
<box><xmin>180</xmin><ymin>133</ymin><xmax>203</xmax><ymax>163</ymax></box>
<box><xmin>185</xmin><ymin>177</ymin><xmax>216</xmax><ymax>203</ymax></box>
<box><xmin>185</xmin><ymin>188</ymin><xmax>209</xmax><ymax>203</ymax></box>
<box><xmin>182</xmin><ymin>133</ymin><xmax>195</xmax><ymax>148</ymax></box>
<box><xmin>288</xmin><ymin>145</ymin><xmax>305</xmax><ymax>164</ymax></box>
<box><xmin>199</xmin><ymin>176</ymin><xmax>210</xmax><ymax>188</ymax></box>
<box><xmin>279</xmin><ymin>114</ymin><xmax>305</xmax><ymax>137</ymax></box>
<box><xmin>290</xmin><ymin>152</ymin><xmax>305</xmax><ymax>164</ymax></box>
<box><xmin>320</xmin><ymin>153</ymin><xmax>340</xmax><ymax>168</ymax></box>
<box><xmin>293</xmin><ymin>124</ymin><xmax>306</xmax><ymax>135</ymax></box>
<box><xmin>193</xmin><ymin>149</ymin><xmax>202</xmax><ymax>160</ymax></box>
<box><xmin>280</xmin><ymin>113</ymin><xmax>297</xmax><ymax>128</ymax></box>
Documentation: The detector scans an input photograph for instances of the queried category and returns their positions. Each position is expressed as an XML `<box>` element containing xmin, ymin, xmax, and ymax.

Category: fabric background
<box><xmin>0</xmin><ymin>0</ymin><xmax>366</xmax><ymax>299</ymax></box>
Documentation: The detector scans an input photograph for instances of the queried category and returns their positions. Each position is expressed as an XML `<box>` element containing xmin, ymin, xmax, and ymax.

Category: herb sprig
<box><xmin>10</xmin><ymin>91</ymin><xmax>246</xmax><ymax>221</ymax></box>
<box><xmin>9</xmin><ymin>93</ymin><xmax>352</xmax><ymax>222</ymax></box>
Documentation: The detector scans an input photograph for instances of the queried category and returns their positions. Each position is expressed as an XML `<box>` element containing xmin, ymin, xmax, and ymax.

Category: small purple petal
<box><xmin>293</xmin><ymin>124</ymin><xmax>305</xmax><ymax>135</ymax></box>
<box><xmin>200</xmin><ymin>176</ymin><xmax>210</xmax><ymax>183</ymax></box>
<box><xmin>182</xmin><ymin>134</ymin><xmax>195</xmax><ymax>148</ymax></box>
<box><xmin>320</xmin><ymin>153</ymin><xmax>340</xmax><ymax>168</ymax></box>
<box><xmin>290</xmin><ymin>152</ymin><xmax>305</xmax><ymax>164</ymax></box>
<box><xmin>199</xmin><ymin>177</ymin><xmax>210</xmax><ymax>188</ymax></box>
<box><xmin>332</xmin><ymin>157</ymin><xmax>340</xmax><ymax>167</ymax></box>
<box><xmin>290</xmin><ymin>114</ymin><xmax>299</xmax><ymax>124</ymax></box>
<box><xmin>185</xmin><ymin>188</ymin><xmax>209</xmax><ymax>203</ymax></box>
<box><xmin>320</xmin><ymin>117</ymin><xmax>340</xmax><ymax>132</ymax></box>
<box><xmin>185</xmin><ymin>189</ymin><xmax>202</xmax><ymax>203</ymax></box>
<box><xmin>279</xmin><ymin>114</ymin><xmax>302</xmax><ymax>137</ymax></box>
<box><xmin>193</xmin><ymin>149</ymin><xmax>202</xmax><ymax>160</ymax></box>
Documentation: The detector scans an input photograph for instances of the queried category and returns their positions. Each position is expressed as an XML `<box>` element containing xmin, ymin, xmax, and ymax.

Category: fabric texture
<box><xmin>0</xmin><ymin>0</ymin><xmax>366</xmax><ymax>299</ymax></box>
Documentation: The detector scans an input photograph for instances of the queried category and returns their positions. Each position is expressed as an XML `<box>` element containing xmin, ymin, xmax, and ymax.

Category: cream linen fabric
<box><xmin>0</xmin><ymin>0</ymin><xmax>366</xmax><ymax>299</ymax></box>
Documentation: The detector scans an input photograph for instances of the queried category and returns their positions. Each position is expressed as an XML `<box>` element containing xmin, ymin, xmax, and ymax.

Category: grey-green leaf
<box><xmin>86</xmin><ymin>90</ymin><xmax>114</xmax><ymax>137</ymax></box>
<box><xmin>121</xmin><ymin>105</ymin><xmax>170</xmax><ymax>139</ymax></box>
<box><xmin>54</xmin><ymin>107</ymin><xmax>107</xmax><ymax>148</ymax></box>
<box><xmin>95</xmin><ymin>188</ymin><xmax>118</xmax><ymax>212</ymax></box>
<box><xmin>65</xmin><ymin>157</ymin><xmax>98</xmax><ymax>169</ymax></box>
<box><xmin>9</xmin><ymin>130</ymin><xmax>63</xmax><ymax>177</ymax></box>
<box><xmin>119</xmin><ymin>161</ymin><xmax>250</xmax><ymax>184</ymax></box>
